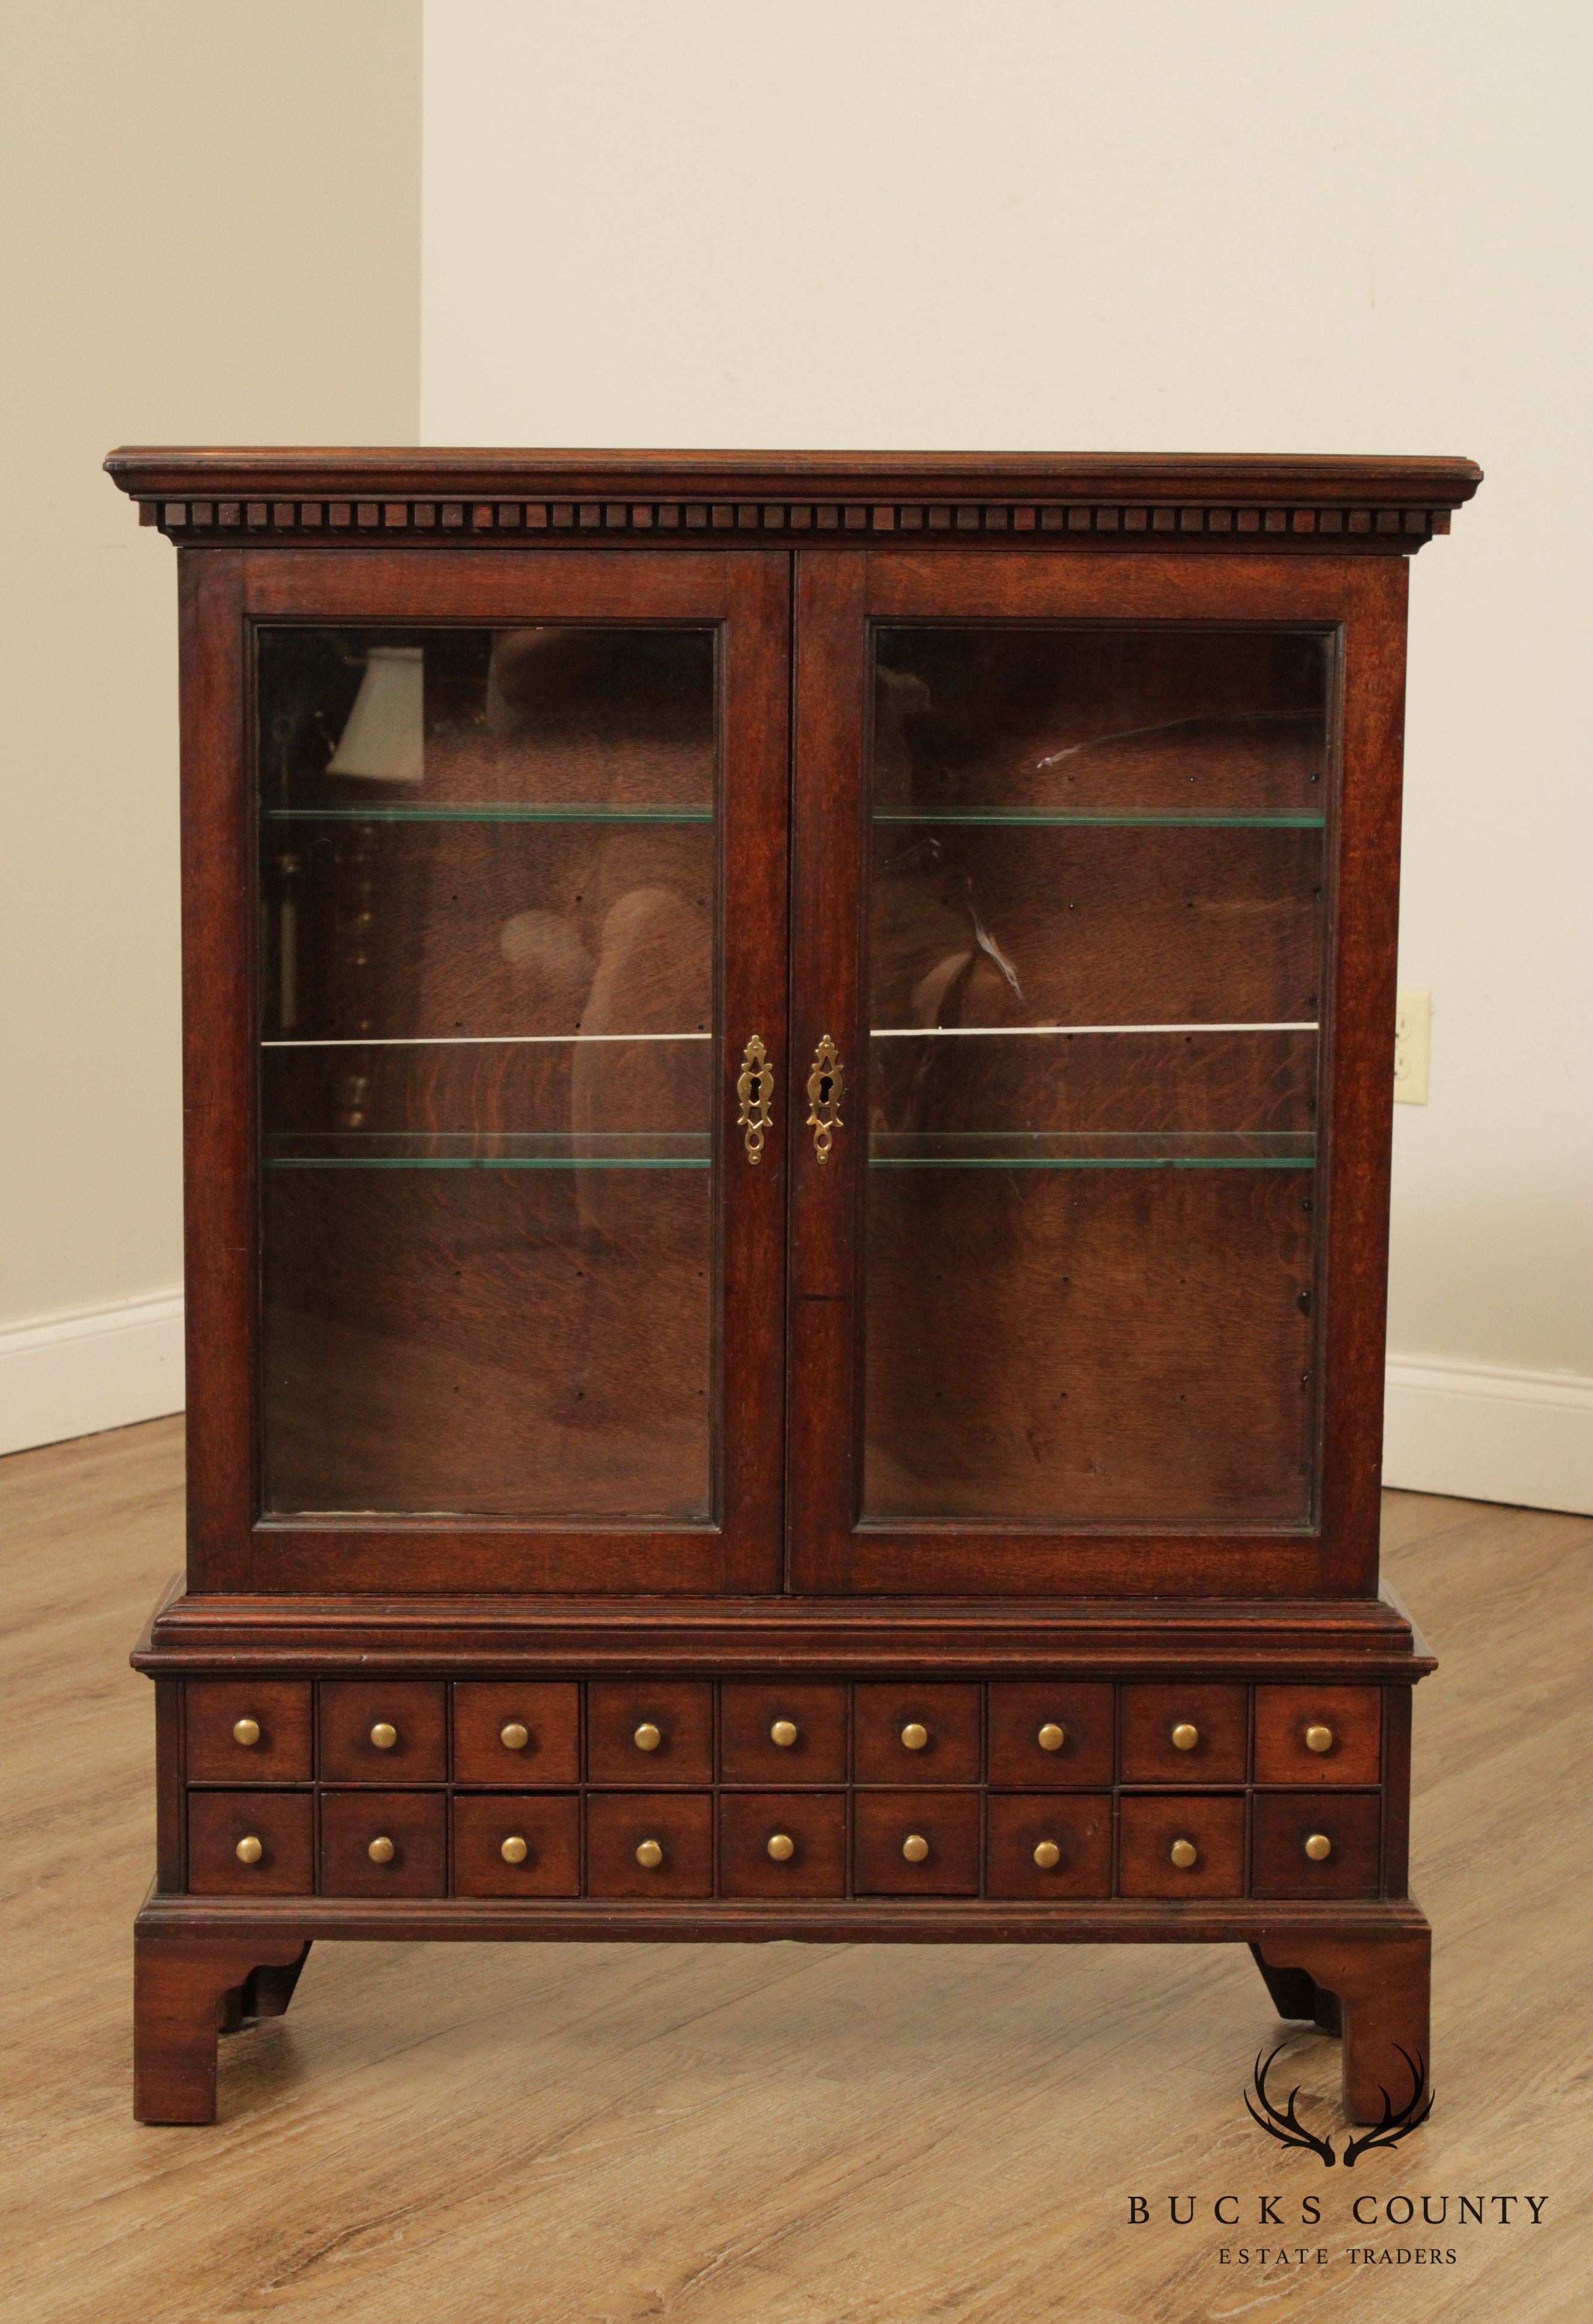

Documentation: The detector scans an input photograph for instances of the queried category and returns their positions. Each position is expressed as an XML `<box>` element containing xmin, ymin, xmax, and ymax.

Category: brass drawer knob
<box><xmin>501</xmin><ymin>1835</ymin><xmax>529</xmax><ymax>1865</ymax></box>
<box><xmin>1304</xmin><ymin>1832</ymin><xmax>1333</xmax><ymax>1862</ymax></box>
<box><xmin>901</xmin><ymin>1833</ymin><xmax>930</xmax><ymax>1863</ymax></box>
<box><xmin>770</xmin><ymin>1718</ymin><xmax>798</xmax><ymax>1748</ymax></box>
<box><xmin>370</xmin><ymin>1721</ymin><xmax>398</xmax><ymax>1750</ymax></box>
<box><xmin>368</xmin><ymin>1835</ymin><xmax>395</xmax><ymax>1865</ymax></box>
<box><xmin>1037</xmin><ymin>1722</ymin><xmax>1066</xmax><ymax>1753</ymax></box>
<box><xmin>232</xmin><ymin>1717</ymin><xmax>261</xmax><ymax>1747</ymax></box>
<box><xmin>500</xmin><ymin>1721</ymin><xmax>530</xmax><ymax>1751</ymax></box>
<box><xmin>633</xmin><ymin>1721</ymin><xmax>662</xmax><ymax>1753</ymax></box>
<box><xmin>1033</xmin><ymin>1840</ymin><xmax>1062</xmax><ymax>1870</ymax></box>
<box><xmin>635</xmin><ymin>1838</ymin><xmax>664</xmax><ymax>1869</ymax></box>
<box><xmin>767</xmin><ymin>1833</ymin><xmax>795</xmax><ymax>1862</ymax></box>
<box><xmin>900</xmin><ymin>1722</ymin><xmax>929</xmax><ymax>1751</ymax></box>
<box><xmin>1170</xmin><ymin>1838</ymin><xmax>1198</xmax><ymax>1870</ymax></box>
<box><xmin>1305</xmin><ymin>1723</ymin><xmax>1333</xmax><ymax>1754</ymax></box>
<box><xmin>1170</xmin><ymin>1722</ymin><xmax>1199</xmax><ymax>1752</ymax></box>
<box><xmin>235</xmin><ymin>1835</ymin><xmax>263</xmax><ymax>1865</ymax></box>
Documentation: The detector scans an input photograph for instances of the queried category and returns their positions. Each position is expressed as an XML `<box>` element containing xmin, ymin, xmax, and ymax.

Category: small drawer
<box><xmin>718</xmin><ymin>1793</ymin><xmax>847</xmax><ymax>1897</ymax></box>
<box><xmin>188</xmin><ymin>1790</ymin><xmax>312</xmax><ymax>1895</ymax></box>
<box><xmin>1122</xmin><ymin>1684</ymin><xmax>1246</xmax><ymax>1784</ymax></box>
<box><xmin>453</xmin><ymin>1682</ymin><xmax>579</xmax><ymax>1787</ymax></box>
<box><xmin>586</xmin><ymin>1793</ymin><xmax>712</xmax><ymax>1898</ymax></box>
<box><xmin>987</xmin><ymin>1795</ymin><xmax>1113</xmax><ymax>1899</ymax></box>
<box><xmin>987</xmin><ymin>1684</ymin><xmax>1114</xmax><ymax>1787</ymax></box>
<box><xmin>452</xmin><ymin>1794</ymin><xmax>581</xmax><ymax>1897</ymax></box>
<box><xmin>855</xmin><ymin>1684</ymin><xmax>980</xmax><ymax>1786</ymax></box>
<box><xmin>1119</xmin><ymin>1794</ymin><xmax>1246</xmax><ymax>1899</ymax></box>
<box><xmin>853</xmin><ymin>1791</ymin><xmax>981</xmax><ymax>1895</ymax></box>
<box><xmin>187</xmin><ymin>1680</ymin><xmax>312</xmax><ymax>1783</ymax></box>
<box><xmin>1252</xmin><ymin>1792</ymin><xmax>1381</xmax><ymax>1899</ymax></box>
<box><xmin>720</xmin><ymin>1682</ymin><xmax>847</xmax><ymax>1784</ymax></box>
<box><xmin>587</xmin><ymin>1681</ymin><xmax>712</xmax><ymax>1786</ymax></box>
<box><xmin>320</xmin><ymin>1790</ymin><xmax>446</xmax><ymax>1897</ymax></box>
<box><xmin>1254</xmin><ymin>1687</ymin><xmax>1381</xmax><ymax>1785</ymax></box>
<box><xmin>320</xmin><ymin>1681</ymin><xmax>446</xmax><ymax>1783</ymax></box>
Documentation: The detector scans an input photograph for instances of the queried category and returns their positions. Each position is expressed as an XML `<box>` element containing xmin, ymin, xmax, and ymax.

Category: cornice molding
<box><xmin>106</xmin><ymin>448</ymin><xmax>1481</xmax><ymax>552</ymax></box>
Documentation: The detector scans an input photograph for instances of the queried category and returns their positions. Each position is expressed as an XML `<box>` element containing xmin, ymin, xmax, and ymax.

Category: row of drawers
<box><xmin>185</xmin><ymin>1679</ymin><xmax>1382</xmax><ymax>1790</ymax></box>
<box><xmin>191</xmin><ymin>1786</ymin><xmax>1383</xmax><ymax>1901</ymax></box>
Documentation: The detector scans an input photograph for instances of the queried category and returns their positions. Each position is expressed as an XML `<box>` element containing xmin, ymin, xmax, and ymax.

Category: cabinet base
<box><xmin>133</xmin><ymin>1892</ymin><xmax>1429</xmax><ymax>2126</ymax></box>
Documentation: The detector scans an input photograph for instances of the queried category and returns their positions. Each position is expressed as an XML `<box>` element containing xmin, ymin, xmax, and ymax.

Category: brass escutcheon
<box><xmin>736</xmin><ymin>1034</ymin><xmax>775</xmax><ymax>1164</ymax></box>
<box><xmin>805</xmin><ymin>1034</ymin><xmax>844</xmax><ymax>1163</ymax></box>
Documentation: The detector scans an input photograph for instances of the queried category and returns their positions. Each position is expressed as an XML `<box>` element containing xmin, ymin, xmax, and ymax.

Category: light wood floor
<box><xmin>3</xmin><ymin>1417</ymin><xmax>1589</xmax><ymax>2324</ymax></box>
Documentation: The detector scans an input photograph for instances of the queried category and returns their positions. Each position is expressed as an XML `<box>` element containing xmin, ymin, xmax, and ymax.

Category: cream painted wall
<box><xmin>421</xmin><ymin>0</ymin><xmax>1592</xmax><ymax>1507</ymax></box>
<box><xmin>0</xmin><ymin>2</ymin><xmax>420</xmax><ymax>1444</ymax></box>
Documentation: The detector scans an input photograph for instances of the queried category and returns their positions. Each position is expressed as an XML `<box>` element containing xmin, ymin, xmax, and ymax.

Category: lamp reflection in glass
<box><xmin>326</xmin><ymin>645</ymin><xmax>425</xmax><ymax>783</ymax></box>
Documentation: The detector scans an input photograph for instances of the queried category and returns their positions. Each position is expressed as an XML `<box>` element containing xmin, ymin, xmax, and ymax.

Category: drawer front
<box><xmin>453</xmin><ymin>1682</ymin><xmax>579</xmax><ymax>1787</ymax></box>
<box><xmin>187</xmin><ymin>1679</ymin><xmax>312</xmax><ymax>1783</ymax></box>
<box><xmin>587</xmin><ymin>1681</ymin><xmax>713</xmax><ymax>1786</ymax></box>
<box><xmin>719</xmin><ymin>1792</ymin><xmax>847</xmax><ymax>1897</ymax></box>
<box><xmin>586</xmin><ymin>1793</ymin><xmax>713</xmax><ymax>1897</ymax></box>
<box><xmin>854</xmin><ymin>1684</ymin><xmax>981</xmax><ymax>1786</ymax></box>
<box><xmin>1254</xmin><ymin>1686</ymin><xmax>1381</xmax><ymax>1785</ymax></box>
<box><xmin>1252</xmin><ymin>1792</ymin><xmax>1381</xmax><ymax>1898</ymax></box>
<box><xmin>719</xmin><ymin>1682</ymin><xmax>848</xmax><ymax>1784</ymax></box>
<box><xmin>987</xmin><ymin>1795</ymin><xmax>1113</xmax><ymax>1899</ymax></box>
<box><xmin>320</xmin><ymin>1790</ymin><xmax>446</xmax><ymax>1896</ymax></box>
<box><xmin>452</xmin><ymin>1793</ymin><xmax>581</xmax><ymax>1897</ymax></box>
<box><xmin>1121</xmin><ymin>1685</ymin><xmax>1247</xmax><ymax>1784</ymax></box>
<box><xmin>987</xmin><ymin>1683</ymin><xmax>1114</xmax><ymax>1787</ymax></box>
<box><xmin>187</xmin><ymin>1790</ymin><xmax>313</xmax><ymax>1895</ymax></box>
<box><xmin>320</xmin><ymin>1681</ymin><xmax>447</xmax><ymax>1783</ymax></box>
<box><xmin>853</xmin><ymin>1790</ymin><xmax>981</xmax><ymax>1895</ymax></box>
<box><xmin>1119</xmin><ymin>1793</ymin><xmax>1246</xmax><ymax>1898</ymax></box>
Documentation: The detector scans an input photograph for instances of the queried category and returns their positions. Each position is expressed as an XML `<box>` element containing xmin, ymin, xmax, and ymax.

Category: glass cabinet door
<box><xmin>788</xmin><ymin>553</ymin><xmax>1364</xmax><ymax>1596</ymax></box>
<box><xmin>243</xmin><ymin>555</ymin><xmax>788</xmax><ymax>1591</ymax></box>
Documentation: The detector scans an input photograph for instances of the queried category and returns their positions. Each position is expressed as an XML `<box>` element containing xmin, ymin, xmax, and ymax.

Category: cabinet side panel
<box><xmin>1315</xmin><ymin>561</ymin><xmax>1409</xmax><ymax>1590</ymax></box>
<box><xmin>179</xmin><ymin>551</ymin><xmax>254</xmax><ymax>1588</ymax></box>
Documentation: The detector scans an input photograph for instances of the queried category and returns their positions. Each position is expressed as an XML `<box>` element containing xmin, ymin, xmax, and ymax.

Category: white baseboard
<box><xmin>0</xmin><ymin>1287</ymin><xmax>185</xmax><ymax>1456</ymax></box>
<box><xmin>1382</xmin><ymin>1353</ymin><xmax>1593</xmax><ymax>1517</ymax></box>
<box><xmin>4</xmin><ymin>1293</ymin><xmax>1589</xmax><ymax>1516</ymax></box>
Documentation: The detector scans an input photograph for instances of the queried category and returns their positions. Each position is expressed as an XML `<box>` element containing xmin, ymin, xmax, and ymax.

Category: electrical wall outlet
<box><xmin>1394</xmin><ymin>990</ymin><xmax>1431</xmax><ymax>1104</ymax></box>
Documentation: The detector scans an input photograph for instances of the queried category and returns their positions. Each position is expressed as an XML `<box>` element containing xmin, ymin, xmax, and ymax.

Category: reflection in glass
<box><xmin>864</xmin><ymin>625</ymin><xmax>1329</xmax><ymax>1528</ymax></box>
<box><xmin>257</xmin><ymin>627</ymin><xmax>717</xmax><ymax>1520</ymax></box>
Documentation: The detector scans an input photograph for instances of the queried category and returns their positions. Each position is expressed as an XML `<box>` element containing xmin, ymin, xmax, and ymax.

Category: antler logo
<box><xmin>1245</xmin><ymin>2045</ymin><xmax>1432</xmax><ymax>2168</ymax></box>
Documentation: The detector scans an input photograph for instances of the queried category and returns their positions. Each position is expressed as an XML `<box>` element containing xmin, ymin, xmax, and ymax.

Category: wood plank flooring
<box><xmin>2</xmin><ymin>1417</ymin><xmax>1589</xmax><ymax>2322</ymax></box>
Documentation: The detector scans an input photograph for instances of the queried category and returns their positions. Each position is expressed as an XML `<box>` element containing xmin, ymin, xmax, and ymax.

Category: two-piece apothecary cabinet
<box><xmin>106</xmin><ymin>448</ymin><xmax>1480</xmax><ymax>2124</ymax></box>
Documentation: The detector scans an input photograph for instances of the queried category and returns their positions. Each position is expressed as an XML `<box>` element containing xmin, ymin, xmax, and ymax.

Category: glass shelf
<box><xmin>264</xmin><ymin>803</ymin><xmax>713</xmax><ymax>824</ymax></box>
<box><xmin>873</xmin><ymin>811</ymin><xmax>1324</xmax><ymax>828</ymax></box>
<box><xmin>264</xmin><ymin>1131</ymin><xmax>711</xmax><ymax>1170</ymax></box>
<box><xmin>261</xmin><ymin>1031</ymin><xmax>711</xmax><ymax>1050</ymax></box>
<box><xmin>868</xmin><ymin>1130</ymin><xmax>1315</xmax><ymax>1170</ymax></box>
<box><xmin>870</xmin><ymin>1022</ymin><xmax>1318</xmax><ymax>1040</ymax></box>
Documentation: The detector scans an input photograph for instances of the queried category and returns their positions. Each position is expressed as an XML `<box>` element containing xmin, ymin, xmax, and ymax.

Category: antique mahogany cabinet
<box><xmin>107</xmin><ymin>448</ymin><xmax>1480</xmax><ymax>2125</ymax></box>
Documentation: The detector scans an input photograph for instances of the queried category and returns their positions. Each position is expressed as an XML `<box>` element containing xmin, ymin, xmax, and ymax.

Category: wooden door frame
<box><xmin>786</xmin><ymin>548</ymin><xmax>1408</xmax><ymax>1598</ymax></box>
<box><xmin>180</xmin><ymin>547</ymin><xmax>791</xmax><ymax>1593</ymax></box>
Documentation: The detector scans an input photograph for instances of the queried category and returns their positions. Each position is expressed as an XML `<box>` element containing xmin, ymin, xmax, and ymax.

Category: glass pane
<box><xmin>257</xmin><ymin>625</ymin><xmax>717</xmax><ymax>1519</ymax></box>
<box><xmin>864</xmin><ymin>625</ymin><xmax>1327</xmax><ymax>1527</ymax></box>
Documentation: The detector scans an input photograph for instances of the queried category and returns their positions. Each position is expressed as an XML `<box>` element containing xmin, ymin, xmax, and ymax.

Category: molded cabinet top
<box><xmin>106</xmin><ymin>447</ymin><xmax>1481</xmax><ymax>552</ymax></box>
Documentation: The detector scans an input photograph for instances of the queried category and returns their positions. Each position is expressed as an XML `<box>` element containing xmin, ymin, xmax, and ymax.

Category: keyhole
<box><xmin>818</xmin><ymin>1073</ymin><xmax>832</xmax><ymax>1106</ymax></box>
